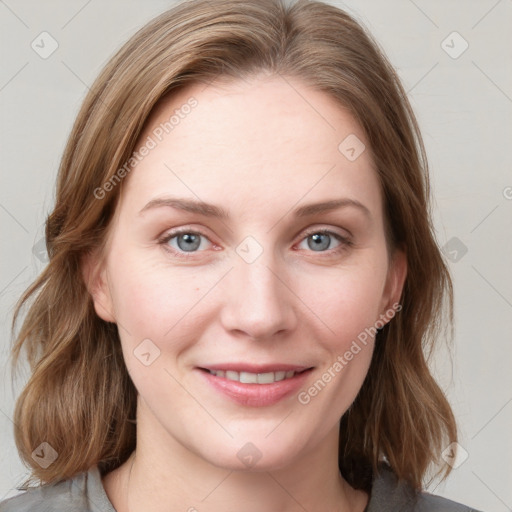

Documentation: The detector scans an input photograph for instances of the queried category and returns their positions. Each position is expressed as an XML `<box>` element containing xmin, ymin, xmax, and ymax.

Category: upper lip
<box><xmin>199</xmin><ymin>363</ymin><xmax>313</xmax><ymax>373</ymax></box>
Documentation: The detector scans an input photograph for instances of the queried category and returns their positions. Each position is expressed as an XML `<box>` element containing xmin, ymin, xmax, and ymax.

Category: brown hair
<box><xmin>10</xmin><ymin>0</ymin><xmax>456</xmax><ymax>492</ymax></box>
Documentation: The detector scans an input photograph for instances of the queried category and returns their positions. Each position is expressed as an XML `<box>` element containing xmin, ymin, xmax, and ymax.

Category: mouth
<box><xmin>199</xmin><ymin>368</ymin><xmax>311</xmax><ymax>384</ymax></box>
<box><xmin>196</xmin><ymin>364</ymin><xmax>314</xmax><ymax>407</ymax></box>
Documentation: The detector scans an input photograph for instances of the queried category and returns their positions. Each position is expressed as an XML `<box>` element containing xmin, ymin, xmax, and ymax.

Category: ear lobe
<box><xmin>81</xmin><ymin>250</ymin><xmax>116</xmax><ymax>323</ymax></box>
<box><xmin>380</xmin><ymin>248</ymin><xmax>407</xmax><ymax>319</ymax></box>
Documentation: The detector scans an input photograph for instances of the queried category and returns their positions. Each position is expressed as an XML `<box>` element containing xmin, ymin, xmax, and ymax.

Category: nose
<box><xmin>219</xmin><ymin>251</ymin><xmax>298</xmax><ymax>341</ymax></box>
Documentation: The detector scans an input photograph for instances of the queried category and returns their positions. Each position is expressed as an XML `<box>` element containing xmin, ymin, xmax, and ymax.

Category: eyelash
<box><xmin>158</xmin><ymin>227</ymin><xmax>353</xmax><ymax>260</ymax></box>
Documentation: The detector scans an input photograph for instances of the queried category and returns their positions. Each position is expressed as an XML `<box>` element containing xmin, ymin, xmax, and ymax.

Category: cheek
<box><xmin>105</xmin><ymin>248</ymin><xmax>208</xmax><ymax>356</ymax></box>
<box><xmin>293</xmin><ymin>269</ymin><xmax>382</xmax><ymax>425</ymax></box>
<box><xmin>295</xmin><ymin>257</ymin><xmax>388</xmax><ymax>342</ymax></box>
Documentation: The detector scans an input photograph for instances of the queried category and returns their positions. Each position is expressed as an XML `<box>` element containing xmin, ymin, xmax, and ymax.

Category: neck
<box><xmin>102</xmin><ymin>400</ymin><xmax>368</xmax><ymax>512</ymax></box>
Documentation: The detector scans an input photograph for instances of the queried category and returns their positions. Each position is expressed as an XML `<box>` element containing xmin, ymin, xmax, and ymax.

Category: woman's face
<box><xmin>88</xmin><ymin>74</ymin><xmax>406</xmax><ymax>471</ymax></box>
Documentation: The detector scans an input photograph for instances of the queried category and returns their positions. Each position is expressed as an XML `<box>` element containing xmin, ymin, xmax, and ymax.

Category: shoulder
<box><xmin>367</xmin><ymin>463</ymin><xmax>484</xmax><ymax>512</ymax></box>
<box><xmin>0</xmin><ymin>466</ymin><xmax>115</xmax><ymax>512</ymax></box>
<box><xmin>415</xmin><ymin>492</ymin><xmax>483</xmax><ymax>512</ymax></box>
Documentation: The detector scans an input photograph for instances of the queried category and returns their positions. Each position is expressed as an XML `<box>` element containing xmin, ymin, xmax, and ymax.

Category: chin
<box><xmin>194</xmin><ymin>434</ymin><xmax>308</xmax><ymax>473</ymax></box>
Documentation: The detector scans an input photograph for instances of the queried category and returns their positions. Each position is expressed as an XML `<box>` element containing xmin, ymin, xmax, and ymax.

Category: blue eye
<box><xmin>161</xmin><ymin>230</ymin><xmax>211</xmax><ymax>255</ymax></box>
<box><xmin>159</xmin><ymin>228</ymin><xmax>352</xmax><ymax>259</ymax></box>
<box><xmin>297</xmin><ymin>230</ymin><xmax>352</xmax><ymax>253</ymax></box>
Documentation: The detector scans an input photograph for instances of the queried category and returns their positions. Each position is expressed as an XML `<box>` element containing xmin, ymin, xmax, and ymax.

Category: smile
<box><xmin>197</xmin><ymin>366</ymin><xmax>314</xmax><ymax>407</ymax></box>
<box><xmin>206</xmin><ymin>369</ymin><xmax>303</xmax><ymax>384</ymax></box>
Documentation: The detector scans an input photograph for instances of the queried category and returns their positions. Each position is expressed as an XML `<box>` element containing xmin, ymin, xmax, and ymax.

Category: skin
<box><xmin>85</xmin><ymin>72</ymin><xmax>407</xmax><ymax>512</ymax></box>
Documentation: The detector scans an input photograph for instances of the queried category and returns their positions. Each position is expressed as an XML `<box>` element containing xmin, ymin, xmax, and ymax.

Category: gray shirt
<box><xmin>0</xmin><ymin>464</ymin><xmax>482</xmax><ymax>511</ymax></box>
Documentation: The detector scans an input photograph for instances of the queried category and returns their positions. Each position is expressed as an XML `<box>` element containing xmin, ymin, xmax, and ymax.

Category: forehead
<box><xmin>119</xmin><ymin>74</ymin><xmax>382</xmax><ymax>221</ymax></box>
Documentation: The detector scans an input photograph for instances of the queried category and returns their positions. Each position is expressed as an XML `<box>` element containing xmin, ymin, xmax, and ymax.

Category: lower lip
<box><xmin>197</xmin><ymin>368</ymin><xmax>313</xmax><ymax>407</ymax></box>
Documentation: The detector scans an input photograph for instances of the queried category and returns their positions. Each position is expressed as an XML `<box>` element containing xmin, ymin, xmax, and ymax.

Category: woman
<box><xmin>1</xmin><ymin>0</ymin><xmax>483</xmax><ymax>510</ymax></box>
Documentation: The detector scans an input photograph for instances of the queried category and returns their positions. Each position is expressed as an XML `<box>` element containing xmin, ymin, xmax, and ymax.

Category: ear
<box><xmin>379</xmin><ymin>247</ymin><xmax>407</xmax><ymax>321</ymax></box>
<box><xmin>81</xmin><ymin>250</ymin><xmax>116</xmax><ymax>323</ymax></box>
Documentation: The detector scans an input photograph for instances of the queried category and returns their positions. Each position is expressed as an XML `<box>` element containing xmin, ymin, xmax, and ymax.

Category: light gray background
<box><xmin>1</xmin><ymin>1</ymin><xmax>511</xmax><ymax>510</ymax></box>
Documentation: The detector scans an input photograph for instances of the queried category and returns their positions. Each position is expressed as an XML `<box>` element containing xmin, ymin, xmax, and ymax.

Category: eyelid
<box><xmin>158</xmin><ymin>224</ymin><xmax>353</xmax><ymax>258</ymax></box>
<box><xmin>295</xmin><ymin>227</ymin><xmax>354</xmax><ymax>254</ymax></box>
<box><xmin>299</xmin><ymin>225</ymin><xmax>352</xmax><ymax>241</ymax></box>
<box><xmin>158</xmin><ymin>226</ymin><xmax>213</xmax><ymax>248</ymax></box>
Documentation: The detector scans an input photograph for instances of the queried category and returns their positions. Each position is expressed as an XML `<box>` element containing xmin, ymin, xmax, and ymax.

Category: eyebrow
<box><xmin>138</xmin><ymin>196</ymin><xmax>371</xmax><ymax>219</ymax></box>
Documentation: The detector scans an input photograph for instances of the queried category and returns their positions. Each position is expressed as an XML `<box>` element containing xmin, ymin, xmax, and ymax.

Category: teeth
<box><xmin>273</xmin><ymin>371</ymin><xmax>286</xmax><ymax>382</ymax></box>
<box><xmin>208</xmin><ymin>369</ymin><xmax>300</xmax><ymax>384</ymax></box>
<box><xmin>225</xmin><ymin>370</ymin><xmax>238</xmax><ymax>381</ymax></box>
<box><xmin>240</xmin><ymin>371</ymin><xmax>258</xmax><ymax>384</ymax></box>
